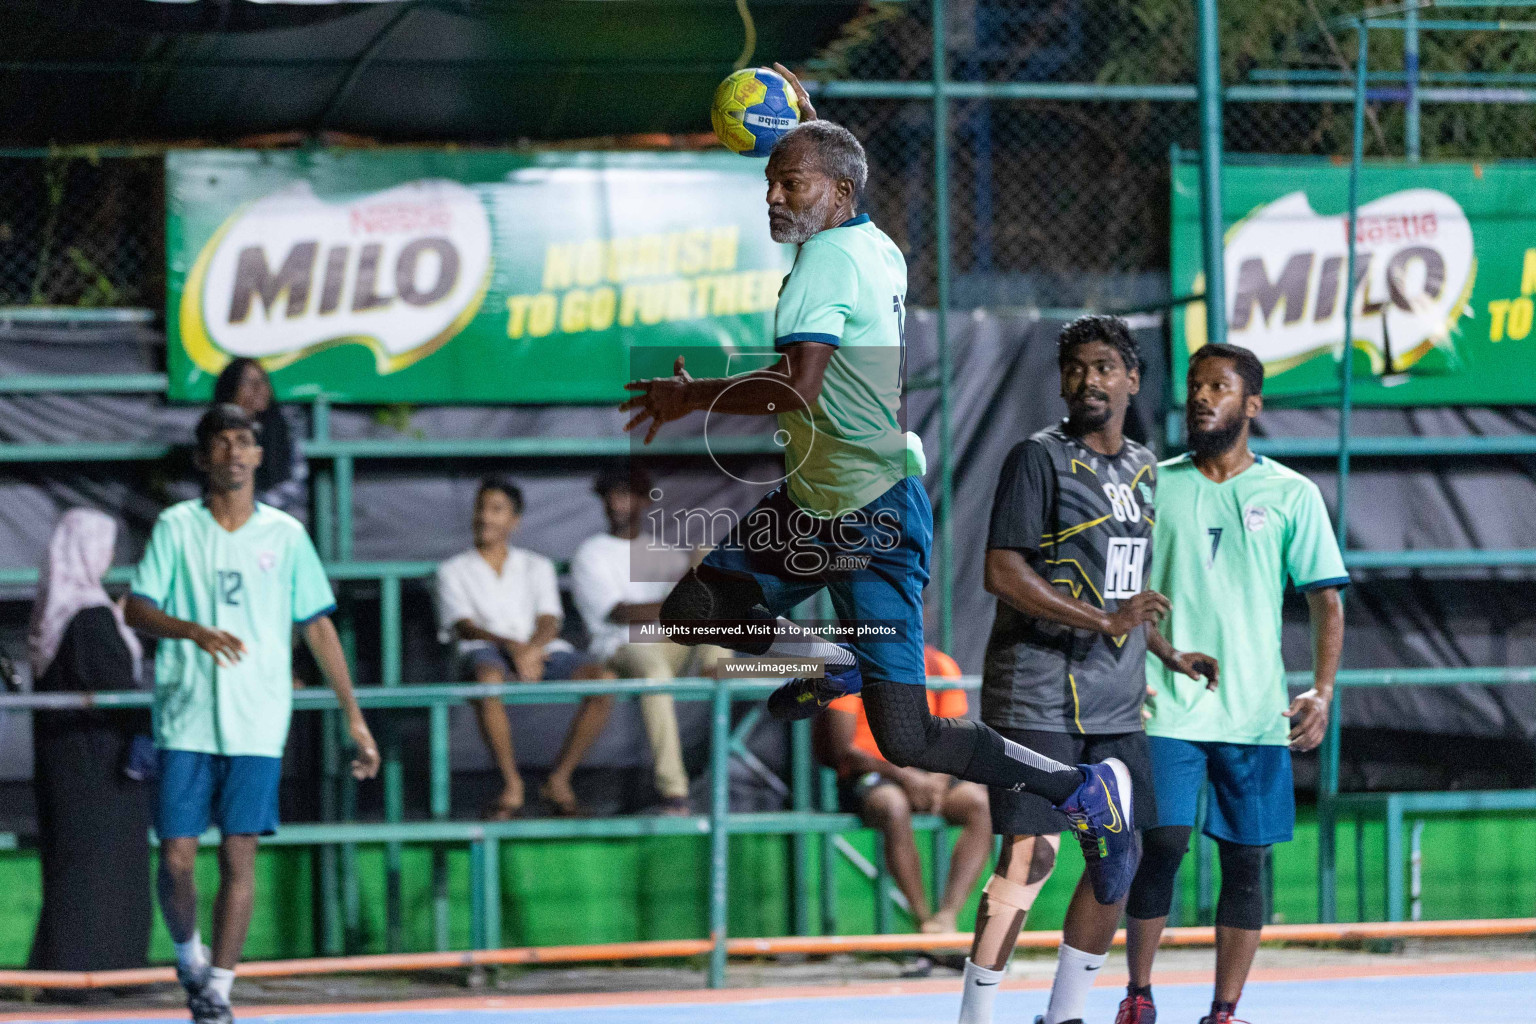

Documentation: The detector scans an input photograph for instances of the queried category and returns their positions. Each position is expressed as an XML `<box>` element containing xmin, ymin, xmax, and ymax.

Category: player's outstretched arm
<box><xmin>304</xmin><ymin>615</ymin><xmax>381</xmax><ymax>779</ymax></box>
<box><xmin>124</xmin><ymin>594</ymin><xmax>246</xmax><ymax>667</ymax></box>
<box><xmin>1285</xmin><ymin>586</ymin><xmax>1343</xmax><ymax>751</ymax></box>
<box><xmin>984</xmin><ymin>548</ymin><xmax>1169</xmax><ymax>637</ymax></box>
<box><xmin>620</xmin><ymin>345</ymin><xmax>833</xmax><ymax>443</ymax></box>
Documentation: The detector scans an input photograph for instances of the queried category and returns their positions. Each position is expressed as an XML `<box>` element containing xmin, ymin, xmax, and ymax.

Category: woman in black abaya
<box><xmin>27</xmin><ymin>508</ymin><xmax>152</xmax><ymax>971</ymax></box>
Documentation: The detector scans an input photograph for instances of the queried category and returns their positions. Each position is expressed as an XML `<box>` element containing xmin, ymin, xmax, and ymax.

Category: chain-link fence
<box><xmin>812</xmin><ymin>0</ymin><xmax>1536</xmax><ymax>307</ymax></box>
<box><xmin>5</xmin><ymin>3</ymin><xmax>1536</xmax><ymax>313</ymax></box>
<box><xmin>0</xmin><ymin>155</ymin><xmax>162</xmax><ymax>308</ymax></box>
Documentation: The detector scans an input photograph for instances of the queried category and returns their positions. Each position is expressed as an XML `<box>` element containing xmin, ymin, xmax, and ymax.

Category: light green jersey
<box><xmin>1144</xmin><ymin>454</ymin><xmax>1348</xmax><ymax>745</ymax></box>
<box><xmin>132</xmin><ymin>500</ymin><xmax>336</xmax><ymax>757</ymax></box>
<box><xmin>773</xmin><ymin>214</ymin><xmax>925</xmax><ymax>518</ymax></box>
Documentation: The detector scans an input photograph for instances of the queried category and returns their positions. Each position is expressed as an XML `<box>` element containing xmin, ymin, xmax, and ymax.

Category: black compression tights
<box><xmin>661</xmin><ymin>569</ymin><xmax>1083</xmax><ymax>801</ymax></box>
<box><xmin>862</xmin><ymin>682</ymin><xmax>1081</xmax><ymax>800</ymax></box>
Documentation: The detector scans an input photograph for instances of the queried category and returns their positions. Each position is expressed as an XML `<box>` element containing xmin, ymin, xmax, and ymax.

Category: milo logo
<box><xmin>1187</xmin><ymin>188</ymin><xmax>1475</xmax><ymax>377</ymax></box>
<box><xmin>179</xmin><ymin>179</ymin><xmax>492</xmax><ymax>376</ymax></box>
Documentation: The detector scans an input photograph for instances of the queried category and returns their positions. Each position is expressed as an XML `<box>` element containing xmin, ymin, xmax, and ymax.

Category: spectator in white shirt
<box><xmin>436</xmin><ymin>479</ymin><xmax>615</xmax><ymax>819</ymax></box>
<box><xmin>571</xmin><ymin>467</ymin><xmax>726</xmax><ymax>815</ymax></box>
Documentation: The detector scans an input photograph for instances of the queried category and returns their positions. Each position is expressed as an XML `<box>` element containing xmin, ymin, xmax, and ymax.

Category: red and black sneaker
<box><xmin>1197</xmin><ymin>1010</ymin><xmax>1250</xmax><ymax>1024</ymax></box>
<box><xmin>1115</xmin><ymin>991</ymin><xmax>1156</xmax><ymax>1024</ymax></box>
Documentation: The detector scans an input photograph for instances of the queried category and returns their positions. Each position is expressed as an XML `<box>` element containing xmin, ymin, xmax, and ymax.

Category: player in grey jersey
<box><xmin>955</xmin><ymin>317</ymin><xmax>1219</xmax><ymax>1024</ymax></box>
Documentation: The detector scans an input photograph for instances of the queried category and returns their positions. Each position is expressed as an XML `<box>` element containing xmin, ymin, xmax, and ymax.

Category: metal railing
<box><xmin>1</xmin><ymin>673</ymin><xmax>975</xmax><ymax>987</ymax></box>
<box><xmin>6</xmin><ymin>664</ymin><xmax>1535</xmax><ymax>968</ymax></box>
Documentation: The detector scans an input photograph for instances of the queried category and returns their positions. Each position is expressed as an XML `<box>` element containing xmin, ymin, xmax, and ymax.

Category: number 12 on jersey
<box><xmin>1104</xmin><ymin>538</ymin><xmax>1148</xmax><ymax>600</ymax></box>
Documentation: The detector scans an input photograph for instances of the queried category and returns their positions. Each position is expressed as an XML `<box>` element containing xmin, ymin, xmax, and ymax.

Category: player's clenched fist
<box><xmin>1103</xmin><ymin>589</ymin><xmax>1170</xmax><ymax>636</ymax></box>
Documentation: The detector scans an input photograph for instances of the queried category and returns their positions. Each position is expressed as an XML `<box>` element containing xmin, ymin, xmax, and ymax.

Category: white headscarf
<box><xmin>27</xmin><ymin>509</ymin><xmax>143</xmax><ymax>684</ymax></box>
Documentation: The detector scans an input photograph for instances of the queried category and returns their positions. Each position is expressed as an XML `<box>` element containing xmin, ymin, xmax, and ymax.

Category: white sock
<box><xmin>174</xmin><ymin>932</ymin><xmax>207</xmax><ymax>971</ymax></box>
<box><xmin>207</xmin><ymin>967</ymin><xmax>235</xmax><ymax>1002</ymax></box>
<box><xmin>763</xmin><ymin>620</ymin><xmax>854</xmax><ymax>666</ymax></box>
<box><xmin>1043</xmin><ymin>943</ymin><xmax>1108</xmax><ymax>1024</ymax></box>
<box><xmin>958</xmin><ymin>958</ymin><xmax>1004</xmax><ymax>1024</ymax></box>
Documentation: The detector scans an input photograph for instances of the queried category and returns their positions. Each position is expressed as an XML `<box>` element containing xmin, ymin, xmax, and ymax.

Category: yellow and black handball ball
<box><xmin>711</xmin><ymin>67</ymin><xmax>802</xmax><ymax>157</ymax></box>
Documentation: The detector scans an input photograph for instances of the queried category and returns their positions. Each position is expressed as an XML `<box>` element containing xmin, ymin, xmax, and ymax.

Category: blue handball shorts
<box><xmin>157</xmin><ymin>749</ymin><xmax>283</xmax><ymax>839</ymax></box>
<box><xmin>698</xmin><ymin>476</ymin><xmax>932</xmax><ymax>687</ymax></box>
<box><xmin>1147</xmin><ymin>736</ymin><xmax>1295</xmax><ymax>846</ymax></box>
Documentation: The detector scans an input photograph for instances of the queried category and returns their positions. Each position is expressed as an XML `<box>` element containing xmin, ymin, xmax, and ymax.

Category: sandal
<box><xmin>483</xmin><ymin>779</ymin><xmax>525</xmax><ymax>821</ymax></box>
<box><xmin>540</xmin><ymin>780</ymin><xmax>586</xmax><ymax>817</ymax></box>
<box><xmin>483</xmin><ymin>794</ymin><xmax>524</xmax><ymax>821</ymax></box>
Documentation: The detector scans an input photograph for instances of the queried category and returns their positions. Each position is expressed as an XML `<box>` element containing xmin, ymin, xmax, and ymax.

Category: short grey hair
<box><xmin>772</xmin><ymin>121</ymin><xmax>868</xmax><ymax>205</ymax></box>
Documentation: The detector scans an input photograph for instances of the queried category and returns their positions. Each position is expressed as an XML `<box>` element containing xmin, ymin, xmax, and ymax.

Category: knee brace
<box><xmin>1215</xmin><ymin>841</ymin><xmax>1267</xmax><ymax>930</ymax></box>
<box><xmin>1125</xmin><ymin>825</ymin><xmax>1193</xmax><ymax>921</ymax></box>
<box><xmin>985</xmin><ymin>833</ymin><xmax>1060</xmax><ymax>911</ymax></box>
<box><xmin>983</xmin><ymin>872</ymin><xmax>1047</xmax><ymax>915</ymax></box>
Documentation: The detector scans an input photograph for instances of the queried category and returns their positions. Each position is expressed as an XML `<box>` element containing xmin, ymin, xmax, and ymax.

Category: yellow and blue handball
<box><xmin>711</xmin><ymin>67</ymin><xmax>802</xmax><ymax>157</ymax></box>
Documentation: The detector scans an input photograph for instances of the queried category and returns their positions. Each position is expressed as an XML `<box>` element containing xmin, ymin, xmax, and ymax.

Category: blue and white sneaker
<box><xmin>765</xmin><ymin>644</ymin><xmax>863</xmax><ymax>721</ymax></box>
<box><xmin>175</xmin><ymin>945</ymin><xmax>212</xmax><ymax>998</ymax></box>
<box><xmin>188</xmin><ymin>985</ymin><xmax>233</xmax><ymax>1024</ymax></box>
<box><xmin>1058</xmin><ymin>757</ymin><xmax>1140</xmax><ymax>906</ymax></box>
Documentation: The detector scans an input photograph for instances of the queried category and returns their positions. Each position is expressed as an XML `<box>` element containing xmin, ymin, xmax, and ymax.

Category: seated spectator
<box><xmin>812</xmin><ymin>648</ymin><xmax>990</xmax><ymax>933</ymax></box>
<box><xmin>27</xmin><ymin>509</ymin><xmax>153</xmax><ymax>971</ymax></box>
<box><xmin>571</xmin><ymin>467</ymin><xmax>723</xmax><ymax>815</ymax></box>
<box><xmin>213</xmin><ymin>358</ymin><xmax>307</xmax><ymax>513</ymax></box>
<box><xmin>436</xmin><ymin>479</ymin><xmax>615</xmax><ymax>819</ymax></box>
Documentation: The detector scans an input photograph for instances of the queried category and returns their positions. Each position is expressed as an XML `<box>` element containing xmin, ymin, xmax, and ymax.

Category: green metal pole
<box><xmin>707</xmin><ymin>679</ymin><xmax>731</xmax><ymax>988</ymax></box>
<box><xmin>469</xmin><ymin>840</ymin><xmax>486</xmax><ymax>950</ymax></box>
<box><xmin>818</xmin><ymin>767</ymin><xmax>839</xmax><ymax>934</ymax></box>
<box><xmin>1319</xmin><ymin>697</ymin><xmax>1344</xmax><ymax>922</ymax></box>
<box><xmin>1384</xmin><ymin>799</ymin><xmax>1405</xmax><ymax>922</ymax></box>
<box><xmin>1405</xmin><ymin>4</ymin><xmax>1421</xmax><ymax>161</ymax></box>
<box><xmin>381</xmin><ymin>574</ymin><xmax>403</xmax><ymax>953</ymax></box>
<box><xmin>336</xmin><ymin>602</ymin><xmax>360</xmax><ymax>949</ymax></box>
<box><xmin>1196</xmin><ymin>0</ymin><xmax>1227</xmax><ymax>348</ymax></box>
<box><xmin>309</xmin><ymin>396</ymin><xmax>343</xmax><ymax>953</ymax></box>
<box><xmin>1321</xmin><ymin>22</ymin><xmax>1369</xmax><ymax>925</ymax></box>
<box><xmin>930</xmin><ymin>827</ymin><xmax>951</xmax><ymax>915</ymax></box>
<box><xmin>872</xmin><ymin>833</ymin><xmax>892</xmax><ymax>934</ymax></box>
<box><xmin>933</xmin><ymin>0</ymin><xmax>954</xmax><ymax>653</ymax></box>
<box><xmin>790</xmin><ymin>718</ymin><xmax>813</xmax><ymax>935</ymax></box>
<box><xmin>335</xmin><ymin>454</ymin><xmax>354</xmax><ymax>563</ymax></box>
<box><xmin>482</xmin><ymin>835</ymin><xmax>502</xmax><ymax>950</ymax></box>
<box><xmin>340</xmin><ymin>714</ymin><xmax>360</xmax><ymax>951</ymax></box>
<box><xmin>318</xmin><ymin>708</ymin><xmax>342</xmax><ymax>955</ymax></box>
<box><xmin>430</xmin><ymin>704</ymin><xmax>451</xmax><ymax>951</ymax></box>
<box><xmin>1340</xmin><ymin>22</ymin><xmax>1367</xmax><ymax>570</ymax></box>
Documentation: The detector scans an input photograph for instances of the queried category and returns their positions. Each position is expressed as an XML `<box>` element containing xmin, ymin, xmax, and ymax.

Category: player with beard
<box><xmin>622</xmin><ymin>70</ymin><xmax>1139</xmax><ymax>909</ymax></box>
<box><xmin>955</xmin><ymin>316</ymin><xmax>1219</xmax><ymax>1024</ymax></box>
<box><xmin>1116</xmin><ymin>344</ymin><xmax>1346</xmax><ymax>1024</ymax></box>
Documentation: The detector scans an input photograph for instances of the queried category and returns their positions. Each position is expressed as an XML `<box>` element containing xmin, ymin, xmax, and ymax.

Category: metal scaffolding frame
<box><xmin>1</xmin><ymin>0</ymin><xmax>1535</xmax><ymax>977</ymax></box>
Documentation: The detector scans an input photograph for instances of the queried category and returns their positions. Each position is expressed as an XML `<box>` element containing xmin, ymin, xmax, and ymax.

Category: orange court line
<box><xmin>1</xmin><ymin>919</ymin><xmax>1531</xmax><ymax>993</ymax></box>
<box><xmin>0</xmin><ymin>958</ymin><xmax>1532</xmax><ymax>1021</ymax></box>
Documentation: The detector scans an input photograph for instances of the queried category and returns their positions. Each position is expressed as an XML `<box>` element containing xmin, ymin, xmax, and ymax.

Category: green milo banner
<box><xmin>166</xmin><ymin>150</ymin><xmax>792</xmax><ymax>403</ymax></box>
<box><xmin>1171</xmin><ymin>160</ymin><xmax>1536</xmax><ymax>405</ymax></box>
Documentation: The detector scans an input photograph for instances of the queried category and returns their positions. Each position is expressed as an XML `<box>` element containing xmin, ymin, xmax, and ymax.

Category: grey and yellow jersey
<box><xmin>981</xmin><ymin>425</ymin><xmax>1158</xmax><ymax>735</ymax></box>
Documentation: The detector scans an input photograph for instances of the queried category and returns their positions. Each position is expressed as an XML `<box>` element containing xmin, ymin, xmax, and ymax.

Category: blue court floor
<box><xmin>6</xmin><ymin>968</ymin><xmax>1533</xmax><ymax>1024</ymax></box>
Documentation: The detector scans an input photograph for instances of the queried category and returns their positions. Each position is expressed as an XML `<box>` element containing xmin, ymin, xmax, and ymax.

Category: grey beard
<box><xmin>771</xmin><ymin>192</ymin><xmax>836</xmax><ymax>244</ymax></box>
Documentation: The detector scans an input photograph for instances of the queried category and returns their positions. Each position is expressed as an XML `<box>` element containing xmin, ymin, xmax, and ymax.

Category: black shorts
<box><xmin>988</xmin><ymin>728</ymin><xmax>1157</xmax><ymax>837</ymax></box>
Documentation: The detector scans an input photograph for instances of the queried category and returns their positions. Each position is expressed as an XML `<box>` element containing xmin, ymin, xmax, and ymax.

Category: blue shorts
<box><xmin>699</xmin><ymin>476</ymin><xmax>931</xmax><ymax>686</ymax></box>
<box><xmin>458</xmin><ymin>646</ymin><xmax>593</xmax><ymax>682</ymax></box>
<box><xmin>1147</xmin><ymin>736</ymin><xmax>1295</xmax><ymax>846</ymax></box>
<box><xmin>156</xmin><ymin>749</ymin><xmax>283</xmax><ymax>839</ymax></box>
